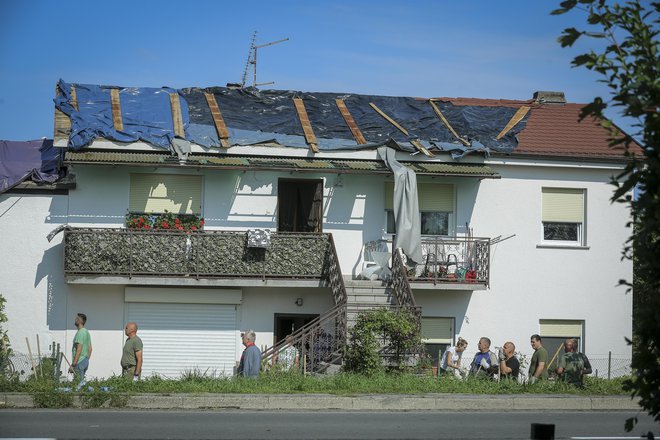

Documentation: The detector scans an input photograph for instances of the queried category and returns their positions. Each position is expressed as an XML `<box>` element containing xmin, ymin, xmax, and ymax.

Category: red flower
<box><xmin>138</xmin><ymin>217</ymin><xmax>145</xmax><ymax>223</ymax></box>
<box><xmin>191</xmin><ymin>226</ymin><xmax>197</xmax><ymax>231</ymax></box>
<box><xmin>175</xmin><ymin>218</ymin><xmax>180</xmax><ymax>224</ymax></box>
<box><xmin>144</xmin><ymin>225</ymin><xmax>151</xmax><ymax>230</ymax></box>
<box><xmin>161</xmin><ymin>221</ymin><xmax>169</xmax><ymax>229</ymax></box>
<box><xmin>200</xmin><ymin>219</ymin><xmax>205</xmax><ymax>226</ymax></box>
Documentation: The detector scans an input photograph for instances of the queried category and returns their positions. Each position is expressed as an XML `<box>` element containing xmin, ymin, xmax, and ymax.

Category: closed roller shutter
<box><xmin>127</xmin><ymin>303</ymin><xmax>236</xmax><ymax>378</ymax></box>
<box><xmin>539</xmin><ymin>319</ymin><xmax>583</xmax><ymax>338</ymax></box>
<box><xmin>542</xmin><ymin>188</ymin><xmax>584</xmax><ymax>223</ymax></box>
<box><xmin>421</xmin><ymin>317</ymin><xmax>453</xmax><ymax>344</ymax></box>
<box><xmin>385</xmin><ymin>182</ymin><xmax>454</xmax><ymax>211</ymax></box>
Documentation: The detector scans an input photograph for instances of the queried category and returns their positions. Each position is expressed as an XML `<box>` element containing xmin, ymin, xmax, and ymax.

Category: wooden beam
<box><xmin>54</xmin><ymin>84</ymin><xmax>71</xmax><ymax>143</ymax></box>
<box><xmin>110</xmin><ymin>88</ymin><xmax>123</xmax><ymax>132</ymax></box>
<box><xmin>368</xmin><ymin>102</ymin><xmax>433</xmax><ymax>156</ymax></box>
<box><xmin>70</xmin><ymin>85</ymin><xmax>78</xmax><ymax>111</ymax></box>
<box><xmin>169</xmin><ymin>93</ymin><xmax>185</xmax><ymax>138</ymax></box>
<box><xmin>428</xmin><ymin>100</ymin><xmax>469</xmax><ymax>146</ymax></box>
<box><xmin>204</xmin><ymin>92</ymin><xmax>230</xmax><ymax>148</ymax></box>
<box><xmin>293</xmin><ymin>97</ymin><xmax>319</xmax><ymax>153</ymax></box>
<box><xmin>495</xmin><ymin>105</ymin><xmax>530</xmax><ymax>140</ymax></box>
<box><xmin>335</xmin><ymin>99</ymin><xmax>367</xmax><ymax>144</ymax></box>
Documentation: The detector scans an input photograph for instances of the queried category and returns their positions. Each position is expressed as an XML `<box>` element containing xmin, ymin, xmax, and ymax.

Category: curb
<box><xmin>0</xmin><ymin>393</ymin><xmax>641</xmax><ymax>411</ymax></box>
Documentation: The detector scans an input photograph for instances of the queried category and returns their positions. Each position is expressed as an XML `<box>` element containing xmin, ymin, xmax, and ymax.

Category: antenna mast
<box><xmin>241</xmin><ymin>33</ymin><xmax>289</xmax><ymax>88</ymax></box>
<box><xmin>241</xmin><ymin>31</ymin><xmax>258</xmax><ymax>88</ymax></box>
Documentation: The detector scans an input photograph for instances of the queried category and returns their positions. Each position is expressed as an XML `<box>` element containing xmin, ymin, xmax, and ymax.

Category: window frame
<box><xmin>541</xmin><ymin>187</ymin><xmax>586</xmax><ymax>246</ymax></box>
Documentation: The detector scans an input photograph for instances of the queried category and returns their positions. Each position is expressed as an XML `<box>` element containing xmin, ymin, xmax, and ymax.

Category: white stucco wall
<box><xmin>0</xmin><ymin>156</ymin><xmax>632</xmax><ymax>379</ymax></box>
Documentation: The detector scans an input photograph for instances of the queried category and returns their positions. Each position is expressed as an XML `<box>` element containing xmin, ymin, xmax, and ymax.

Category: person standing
<box><xmin>238</xmin><ymin>330</ymin><xmax>261</xmax><ymax>378</ymax></box>
<box><xmin>498</xmin><ymin>341</ymin><xmax>520</xmax><ymax>380</ymax></box>
<box><xmin>469</xmin><ymin>337</ymin><xmax>499</xmax><ymax>378</ymax></box>
<box><xmin>556</xmin><ymin>338</ymin><xmax>592</xmax><ymax>387</ymax></box>
<box><xmin>528</xmin><ymin>334</ymin><xmax>548</xmax><ymax>383</ymax></box>
<box><xmin>275</xmin><ymin>335</ymin><xmax>299</xmax><ymax>372</ymax></box>
<box><xmin>69</xmin><ymin>313</ymin><xmax>92</xmax><ymax>385</ymax></box>
<box><xmin>439</xmin><ymin>337</ymin><xmax>468</xmax><ymax>376</ymax></box>
<box><xmin>121</xmin><ymin>322</ymin><xmax>143</xmax><ymax>380</ymax></box>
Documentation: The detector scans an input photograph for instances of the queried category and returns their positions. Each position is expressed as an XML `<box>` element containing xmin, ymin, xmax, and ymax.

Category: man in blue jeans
<box><xmin>69</xmin><ymin>313</ymin><xmax>92</xmax><ymax>388</ymax></box>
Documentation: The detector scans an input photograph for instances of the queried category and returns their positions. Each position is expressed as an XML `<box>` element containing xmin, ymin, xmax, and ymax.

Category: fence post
<box><xmin>608</xmin><ymin>351</ymin><xmax>611</xmax><ymax>380</ymax></box>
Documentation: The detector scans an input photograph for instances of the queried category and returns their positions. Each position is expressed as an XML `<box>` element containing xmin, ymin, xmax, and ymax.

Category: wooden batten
<box><xmin>293</xmin><ymin>98</ymin><xmax>319</xmax><ymax>153</ymax></box>
<box><xmin>110</xmin><ymin>88</ymin><xmax>124</xmax><ymax>132</ymax></box>
<box><xmin>496</xmin><ymin>106</ymin><xmax>531</xmax><ymax>140</ymax></box>
<box><xmin>54</xmin><ymin>84</ymin><xmax>71</xmax><ymax>144</ymax></box>
<box><xmin>335</xmin><ymin>99</ymin><xmax>366</xmax><ymax>145</ymax></box>
<box><xmin>70</xmin><ymin>86</ymin><xmax>78</xmax><ymax>111</ymax></box>
<box><xmin>169</xmin><ymin>93</ymin><xmax>185</xmax><ymax>138</ymax></box>
<box><xmin>428</xmin><ymin>100</ymin><xmax>469</xmax><ymax>146</ymax></box>
<box><xmin>204</xmin><ymin>92</ymin><xmax>230</xmax><ymax>148</ymax></box>
<box><xmin>369</xmin><ymin>102</ymin><xmax>433</xmax><ymax>157</ymax></box>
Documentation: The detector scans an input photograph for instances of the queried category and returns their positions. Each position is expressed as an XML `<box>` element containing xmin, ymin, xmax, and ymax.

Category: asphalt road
<box><xmin>0</xmin><ymin>409</ymin><xmax>658</xmax><ymax>439</ymax></box>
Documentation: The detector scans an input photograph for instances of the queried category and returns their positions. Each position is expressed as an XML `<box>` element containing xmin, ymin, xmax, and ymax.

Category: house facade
<box><xmin>0</xmin><ymin>82</ymin><xmax>634</xmax><ymax>379</ymax></box>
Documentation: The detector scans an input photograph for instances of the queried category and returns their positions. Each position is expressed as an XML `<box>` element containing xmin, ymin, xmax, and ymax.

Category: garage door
<box><xmin>127</xmin><ymin>303</ymin><xmax>237</xmax><ymax>378</ymax></box>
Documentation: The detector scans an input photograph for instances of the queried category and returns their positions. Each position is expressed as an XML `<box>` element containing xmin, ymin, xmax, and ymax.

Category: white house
<box><xmin>0</xmin><ymin>82</ymin><xmax>635</xmax><ymax>379</ymax></box>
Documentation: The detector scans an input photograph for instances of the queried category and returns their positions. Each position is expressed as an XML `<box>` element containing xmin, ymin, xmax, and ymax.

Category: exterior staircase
<box><xmin>344</xmin><ymin>278</ymin><xmax>396</xmax><ymax>328</ymax></box>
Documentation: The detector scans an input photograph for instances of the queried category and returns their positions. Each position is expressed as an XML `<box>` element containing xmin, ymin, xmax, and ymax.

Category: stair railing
<box><xmin>261</xmin><ymin>233</ymin><xmax>348</xmax><ymax>373</ymax></box>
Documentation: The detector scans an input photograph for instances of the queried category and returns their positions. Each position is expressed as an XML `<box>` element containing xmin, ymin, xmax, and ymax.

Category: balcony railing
<box><xmin>63</xmin><ymin>228</ymin><xmax>333</xmax><ymax>280</ymax></box>
<box><xmin>413</xmin><ymin>236</ymin><xmax>490</xmax><ymax>286</ymax></box>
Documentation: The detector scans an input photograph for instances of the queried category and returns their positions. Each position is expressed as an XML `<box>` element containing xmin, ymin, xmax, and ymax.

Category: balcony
<box><xmin>369</xmin><ymin>236</ymin><xmax>490</xmax><ymax>290</ymax></box>
<box><xmin>412</xmin><ymin>236</ymin><xmax>490</xmax><ymax>289</ymax></box>
<box><xmin>63</xmin><ymin>228</ymin><xmax>334</xmax><ymax>287</ymax></box>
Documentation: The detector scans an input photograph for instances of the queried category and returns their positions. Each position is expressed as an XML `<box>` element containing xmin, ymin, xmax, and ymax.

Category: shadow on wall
<box><xmin>37</xmin><ymin>242</ymin><xmax>68</xmax><ymax>332</ymax></box>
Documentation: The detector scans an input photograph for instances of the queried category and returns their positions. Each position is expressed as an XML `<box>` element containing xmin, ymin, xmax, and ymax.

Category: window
<box><xmin>539</xmin><ymin>319</ymin><xmax>584</xmax><ymax>368</ymax></box>
<box><xmin>129</xmin><ymin>174</ymin><xmax>202</xmax><ymax>215</ymax></box>
<box><xmin>541</xmin><ymin>188</ymin><xmax>585</xmax><ymax>244</ymax></box>
<box><xmin>421</xmin><ymin>317</ymin><xmax>454</xmax><ymax>365</ymax></box>
<box><xmin>385</xmin><ymin>183</ymin><xmax>454</xmax><ymax>236</ymax></box>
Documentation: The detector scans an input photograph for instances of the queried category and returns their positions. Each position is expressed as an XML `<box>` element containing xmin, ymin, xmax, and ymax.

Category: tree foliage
<box><xmin>553</xmin><ymin>0</ymin><xmax>660</xmax><ymax>425</ymax></box>
<box><xmin>0</xmin><ymin>294</ymin><xmax>13</xmax><ymax>377</ymax></box>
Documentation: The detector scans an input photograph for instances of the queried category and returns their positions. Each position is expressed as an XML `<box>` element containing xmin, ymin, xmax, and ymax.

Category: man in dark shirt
<box><xmin>498</xmin><ymin>341</ymin><xmax>520</xmax><ymax>380</ymax></box>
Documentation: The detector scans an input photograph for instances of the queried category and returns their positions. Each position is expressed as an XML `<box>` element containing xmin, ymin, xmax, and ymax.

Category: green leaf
<box><xmin>624</xmin><ymin>416</ymin><xmax>637</xmax><ymax>432</ymax></box>
<box><xmin>558</xmin><ymin>27</ymin><xmax>583</xmax><ymax>47</ymax></box>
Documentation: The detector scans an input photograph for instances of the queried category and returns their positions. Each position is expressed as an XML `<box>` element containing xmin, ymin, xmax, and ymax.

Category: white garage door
<box><xmin>127</xmin><ymin>303</ymin><xmax>237</xmax><ymax>378</ymax></box>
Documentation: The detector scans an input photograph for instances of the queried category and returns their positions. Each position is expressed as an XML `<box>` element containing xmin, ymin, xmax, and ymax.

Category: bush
<box><xmin>344</xmin><ymin>308</ymin><xmax>422</xmax><ymax>375</ymax></box>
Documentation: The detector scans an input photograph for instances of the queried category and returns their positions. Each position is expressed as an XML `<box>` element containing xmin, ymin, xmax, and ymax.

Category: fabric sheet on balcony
<box><xmin>378</xmin><ymin>146</ymin><xmax>423</xmax><ymax>265</ymax></box>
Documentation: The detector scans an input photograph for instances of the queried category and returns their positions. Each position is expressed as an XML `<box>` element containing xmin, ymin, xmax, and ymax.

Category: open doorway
<box><xmin>274</xmin><ymin>313</ymin><xmax>319</xmax><ymax>344</ymax></box>
<box><xmin>277</xmin><ymin>179</ymin><xmax>323</xmax><ymax>232</ymax></box>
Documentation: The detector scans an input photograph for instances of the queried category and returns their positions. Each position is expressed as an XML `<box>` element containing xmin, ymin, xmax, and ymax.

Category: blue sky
<box><xmin>0</xmin><ymin>0</ymin><xmax>628</xmax><ymax>141</ymax></box>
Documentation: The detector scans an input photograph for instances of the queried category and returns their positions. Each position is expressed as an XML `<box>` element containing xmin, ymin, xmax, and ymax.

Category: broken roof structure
<box><xmin>53</xmin><ymin>79</ymin><xmax>633</xmax><ymax>163</ymax></box>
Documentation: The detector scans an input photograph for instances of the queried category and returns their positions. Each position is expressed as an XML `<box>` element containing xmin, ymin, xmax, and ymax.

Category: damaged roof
<box><xmin>53</xmin><ymin>80</ymin><xmax>636</xmax><ymax>161</ymax></box>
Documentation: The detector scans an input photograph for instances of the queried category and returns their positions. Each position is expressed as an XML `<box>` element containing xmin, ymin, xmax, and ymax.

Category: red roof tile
<box><xmin>439</xmin><ymin>98</ymin><xmax>642</xmax><ymax>159</ymax></box>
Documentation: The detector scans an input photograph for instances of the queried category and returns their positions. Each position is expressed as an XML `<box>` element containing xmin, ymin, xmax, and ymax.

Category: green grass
<box><xmin>0</xmin><ymin>371</ymin><xmax>629</xmax><ymax>402</ymax></box>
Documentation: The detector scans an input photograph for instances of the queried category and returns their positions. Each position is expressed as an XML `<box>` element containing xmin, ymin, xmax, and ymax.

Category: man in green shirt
<box><xmin>556</xmin><ymin>338</ymin><xmax>592</xmax><ymax>388</ymax></box>
<box><xmin>528</xmin><ymin>334</ymin><xmax>548</xmax><ymax>383</ymax></box>
<box><xmin>69</xmin><ymin>313</ymin><xmax>92</xmax><ymax>385</ymax></box>
<box><xmin>121</xmin><ymin>322</ymin><xmax>143</xmax><ymax>380</ymax></box>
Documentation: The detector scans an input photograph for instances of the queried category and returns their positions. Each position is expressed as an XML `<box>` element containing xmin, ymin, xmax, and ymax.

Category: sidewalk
<box><xmin>0</xmin><ymin>393</ymin><xmax>640</xmax><ymax>411</ymax></box>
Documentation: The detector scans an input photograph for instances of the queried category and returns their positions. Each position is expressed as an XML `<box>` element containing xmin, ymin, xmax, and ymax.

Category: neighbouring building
<box><xmin>0</xmin><ymin>81</ymin><xmax>636</xmax><ymax>379</ymax></box>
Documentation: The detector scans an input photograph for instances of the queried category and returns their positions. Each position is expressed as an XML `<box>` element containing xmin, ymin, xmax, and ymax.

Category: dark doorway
<box><xmin>277</xmin><ymin>179</ymin><xmax>323</xmax><ymax>232</ymax></box>
<box><xmin>274</xmin><ymin>313</ymin><xmax>319</xmax><ymax>344</ymax></box>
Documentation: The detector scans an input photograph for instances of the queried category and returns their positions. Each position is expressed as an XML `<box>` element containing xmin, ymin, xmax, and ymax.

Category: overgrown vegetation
<box><xmin>0</xmin><ymin>294</ymin><xmax>13</xmax><ymax>380</ymax></box>
<box><xmin>343</xmin><ymin>308</ymin><xmax>423</xmax><ymax>375</ymax></box>
<box><xmin>553</xmin><ymin>0</ymin><xmax>660</xmax><ymax>427</ymax></box>
<box><xmin>0</xmin><ymin>371</ymin><xmax>629</xmax><ymax>403</ymax></box>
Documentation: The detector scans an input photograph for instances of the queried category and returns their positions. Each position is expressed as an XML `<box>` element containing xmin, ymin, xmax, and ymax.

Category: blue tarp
<box><xmin>54</xmin><ymin>79</ymin><xmax>529</xmax><ymax>158</ymax></box>
<box><xmin>0</xmin><ymin>139</ymin><xmax>61</xmax><ymax>193</ymax></box>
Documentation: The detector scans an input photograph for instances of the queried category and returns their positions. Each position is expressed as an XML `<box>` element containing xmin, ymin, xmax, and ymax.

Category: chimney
<box><xmin>533</xmin><ymin>91</ymin><xmax>566</xmax><ymax>104</ymax></box>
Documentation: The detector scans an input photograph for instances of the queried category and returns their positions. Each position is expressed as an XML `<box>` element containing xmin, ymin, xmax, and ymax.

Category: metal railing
<box><xmin>414</xmin><ymin>236</ymin><xmax>490</xmax><ymax>285</ymax></box>
<box><xmin>261</xmin><ymin>233</ymin><xmax>348</xmax><ymax>373</ymax></box>
<box><xmin>64</xmin><ymin>228</ymin><xmax>332</xmax><ymax>280</ymax></box>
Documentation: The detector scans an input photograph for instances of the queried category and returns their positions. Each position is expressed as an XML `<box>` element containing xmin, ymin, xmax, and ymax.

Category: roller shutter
<box><xmin>127</xmin><ymin>303</ymin><xmax>236</xmax><ymax>378</ymax></box>
<box><xmin>539</xmin><ymin>319</ymin><xmax>583</xmax><ymax>338</ymax></box>
<box><xmin>421</xmin><ymin>317</ymin><xmax>453</xmax><ymax>344</ymax></box>
<box><xmin>542</xmin><ymin>188</ymin><xmax>584</xmax><ymax>223</ymax></box>
<box><xmin>385</xmin><ymin>182</ymin><xmax>454</xmax><ymax>211</ymax></box>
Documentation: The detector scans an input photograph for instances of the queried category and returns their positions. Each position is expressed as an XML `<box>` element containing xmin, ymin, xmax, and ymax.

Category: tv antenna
<box><xmin>241</xmin><ymin>31</ymin><xmax>289</xmax><ymax>88</ymax></box>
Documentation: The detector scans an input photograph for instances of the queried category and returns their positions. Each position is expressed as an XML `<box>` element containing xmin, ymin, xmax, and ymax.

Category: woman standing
<box><xmin>439</xmin><ymin>337</ymin><xmax>468</xmax><ymax>377</ymax></box>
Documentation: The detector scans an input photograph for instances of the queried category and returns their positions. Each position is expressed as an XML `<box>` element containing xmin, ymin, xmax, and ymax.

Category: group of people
<box><xmin>69</xmin><ymin>315</ymin><xmax>292</xmax><ymax>382</ymax></box>
<box><xmin>438</xmin><ymin>334</ymin><xmax>593</xmax><ymax>387</ymax></box>
<box><xmin>69</xmin><ymin>312</ymin><xmax>144</xmax><ymax>385</ymax></box>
